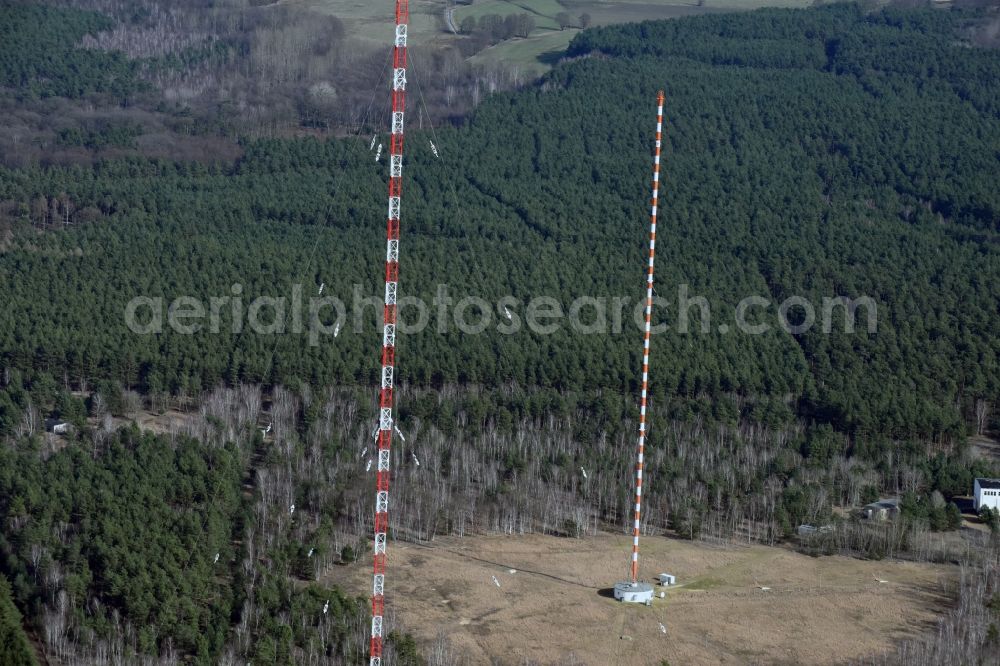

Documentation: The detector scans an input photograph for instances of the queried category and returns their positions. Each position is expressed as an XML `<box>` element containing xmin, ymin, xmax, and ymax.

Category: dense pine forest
<box><xmin>1</xmin><ymin>2</ymin><xmax>998</xmax><ymax>437</ymax></box>
<box><xmin>0</xmin><ymin>0</ymin><xmax>999</xmax><ymax>663</ymax></box>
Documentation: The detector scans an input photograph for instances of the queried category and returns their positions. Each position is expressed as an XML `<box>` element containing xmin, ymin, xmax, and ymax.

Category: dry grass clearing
<box><xmin>970</xmin><ymin>434</ymin><xmax>1000</xmax><ymax>463</ymax></box>
<box><xmin>303</xmin><ymin>0</ymin><xmax>817</xmax><ymax>74</ymax></box>
<box><xmin>86</xmin><ymin>409</ymin><xmax>194</xmax><ymax>436</ymax></box>
<box><xmin>327</xmin><ymin>532</ymin><xmax>955</xmax><ymax>665</ymax></box>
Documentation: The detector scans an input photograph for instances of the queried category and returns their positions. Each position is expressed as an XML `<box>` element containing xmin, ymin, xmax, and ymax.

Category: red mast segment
<box><xmin>370</xmin><ymin>2</ymin><xmax>408</xmax><ymax>665</ymax></box>
<box><xmin>630</xmin><ymin>90</ymin><xmax>665</xmax><ymax>584</ymax></box>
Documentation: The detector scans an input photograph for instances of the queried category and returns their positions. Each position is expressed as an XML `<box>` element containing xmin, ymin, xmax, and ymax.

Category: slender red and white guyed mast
<box><xmin>629</xmin><ymin>90</ymin><xmax>665</xmax><ymax>585</ymax></box>
<box><xmin>370</xmin><ymin>2</ymin><xmax>408</xmax><ymax>664</ymax></box>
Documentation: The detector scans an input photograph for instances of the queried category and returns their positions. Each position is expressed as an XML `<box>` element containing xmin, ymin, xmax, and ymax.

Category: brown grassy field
<box><xmin>327</xmin><ymin>532</ymin><xmax>956</xmax><ymax>665</ymax></box>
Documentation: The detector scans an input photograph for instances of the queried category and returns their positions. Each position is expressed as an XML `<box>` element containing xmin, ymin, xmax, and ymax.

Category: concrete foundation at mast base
<box><xmin>613</xmin><ymin>581</ymin><xmax>655</xmax><ymax>603</ymax></box>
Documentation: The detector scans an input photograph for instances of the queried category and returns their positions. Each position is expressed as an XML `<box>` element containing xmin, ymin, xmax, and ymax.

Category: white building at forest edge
<box><xmin>973</xmin><ymin>478</ymin><xmax>1000</xmax><ymax>512</ymax></box>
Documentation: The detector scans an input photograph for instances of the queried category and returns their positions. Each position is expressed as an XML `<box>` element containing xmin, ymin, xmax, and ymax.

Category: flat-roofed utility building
<box><xmin>974</xmin><ymin>478</ymin><xmax>1000</xmax><ymax>512</ymax></box>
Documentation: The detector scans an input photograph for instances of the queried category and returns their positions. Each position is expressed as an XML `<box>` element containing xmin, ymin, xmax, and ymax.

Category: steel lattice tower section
<box><xmin>630</xmin><ymin>91</ymin><xmax>666</xmax><ymax>585</ymax></box>
<box><xmin>370</xmin><ymin>2</ymin><xmax>408</xmax><ymax>664</ymax></box>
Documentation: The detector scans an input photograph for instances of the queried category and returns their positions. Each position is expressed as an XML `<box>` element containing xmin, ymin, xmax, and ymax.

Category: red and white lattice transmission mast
<box><xmin>369</xmin><ymin>2</ymin><xmax>408</xmax><ymax>664</ymax></box>
<box><xmin>629</xmin><ymin>90</ymin><xmax>666</xmax><ymax>585</ymax></box>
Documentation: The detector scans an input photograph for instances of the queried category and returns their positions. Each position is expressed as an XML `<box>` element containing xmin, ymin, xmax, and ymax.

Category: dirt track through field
<box><xmin>326</xmin><ymin>533</ymin><xmax>954</xmax><ymax>665</ymax></box>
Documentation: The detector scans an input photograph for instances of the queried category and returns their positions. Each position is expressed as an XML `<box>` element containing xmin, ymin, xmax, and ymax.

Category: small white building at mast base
<box><xmin>613</xmin><ymin>581</ymin><xmax>654</xmax><ymax>604</ymax></box>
